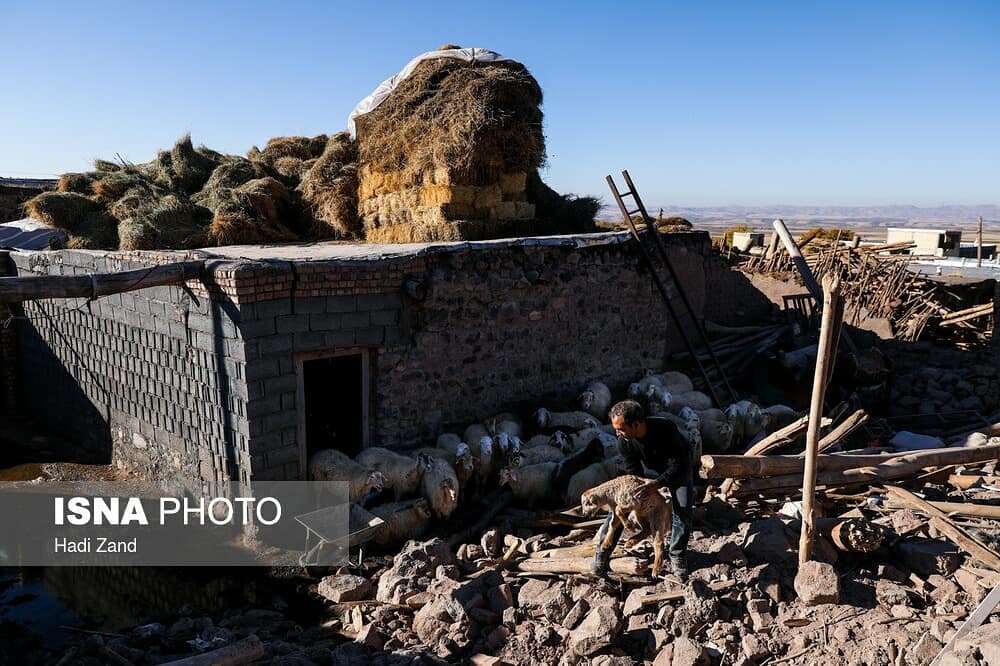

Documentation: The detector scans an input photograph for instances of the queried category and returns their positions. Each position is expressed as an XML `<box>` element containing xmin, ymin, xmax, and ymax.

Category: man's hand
<box><xmin>632</xmin><ymin>480</ymin><xmax>660</xmax><ymax>503</ymax></box>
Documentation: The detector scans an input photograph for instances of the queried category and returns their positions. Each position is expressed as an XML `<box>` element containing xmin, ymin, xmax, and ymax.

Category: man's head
<box><xmin>609</xmin><ymin>400</ymin><xmax>646</xmax><ymax>440</ymax></box>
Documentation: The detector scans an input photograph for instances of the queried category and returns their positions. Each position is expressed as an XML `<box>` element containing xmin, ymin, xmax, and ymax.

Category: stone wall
<box><xmin>12</xmin><ymin>231</ymin><xmax>771</xmax><ymax>482</ymax></box>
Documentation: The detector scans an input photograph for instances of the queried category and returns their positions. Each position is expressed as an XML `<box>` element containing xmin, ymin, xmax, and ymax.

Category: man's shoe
<box><xmin>670</xmin><ymin>558</ymin><xmax>690</xmax><ymax>582</ymax></box>
<box><xmin>590</xmin><ymin>550</ymin><xmax>611</xmax><ymax>576</ymax></box>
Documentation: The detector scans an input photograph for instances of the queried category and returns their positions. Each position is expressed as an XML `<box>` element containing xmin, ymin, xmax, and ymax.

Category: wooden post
<box><xmin>978</xmin><ymin>215</ymin><xmax>984</xmax><ymax>269</ymax></box>
<box><xmin>799</xmin><ymin>274</ymin><xmax>843</xmax><ymax>564</ymax></box>
<box><xmin>773</xmin><ymin>219</ymin><xmax>822</xmax><ymax>301</ymax></box>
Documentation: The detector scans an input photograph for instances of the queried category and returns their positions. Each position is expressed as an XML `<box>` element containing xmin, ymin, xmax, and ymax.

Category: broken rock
<box><xmin>684</xmin><ymin>578</ymin><xmax>720</xmax><ymax>624</ymax></box>
<box><xmin>670</xmin><ymin>637</ymin><xmax>710</xmax><ymax>666</ymax></box>
<box><xmin>793</xmin><ymin>561</ymin><xmax>840</xmax><ymax>605</ymax></box>
<box><xmin>376</xmin><ymin>538</ymin><xmax>457</xmax><ymax>604</ymax></box>
<box><xmin>318</xmin><ymin>574</ymin><xmax>372</xmax><ymax>603</ymax></box>
<box><xmin>568</xmin><ymin>605</ymin><xmax>622</xmax><ymax>656</ymax></box>
<box><xmin>743</xmin><ymin>518</ymin><xmax>795</xmax><ymax>566</ymax></box>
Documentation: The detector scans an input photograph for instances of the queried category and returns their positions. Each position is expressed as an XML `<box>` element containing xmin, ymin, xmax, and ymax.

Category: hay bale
<box><xmin>251</xmin><ymin>135</ymin><xmax>328</xmax><ymax>166</ymax></box>
<box><xmin>92</xmin><ymin>172</ymin><xmax>162</xmax><ymax>202</ymax></box>
<box><xmin>297</xmin><ymin>133</ymin><xmax>360</xmax><ymax>237</ymax></box>
<box><xmin>355</xmin><ymin>57</ymin><xmax>544</xmax><ymax>182</ymax></box>
<box><xmin>117</xmin><ymin>195</ymin><xmax>211</xmax><ymax>251</ymax></box>
<box><xmin>66</xmin><ymin>212</ymin><xmax>120</xmax><ymax>250</ymax></box>
<box><xmin>57</xmin><ymin>173</ymin><xmax>98</xmax><ymax>194</ymax></box>
<box><xmin>192</xmin><ymin>158</ymin><xmax>264</xmax><ymax>211</ymax></box>
<box><xmin>94</xmin><ymin>159</ymin><xmax>122</xmax><ymax>173</ymax></box>
<box><xmin>23</xmin><ymin>192</ymin><xmax>102</xmax><ymax>231</ymax></box>
<box><xmin>525</xmin><ymin>171</ymin><xmax>599</xmax><ymax>235</ymax></box>
<box><xmin>169</xmin><ymin>134</ymin><xmax>219</xmax><ymax>194</ymax></box>
<box><xmin>207</xmin><ymin>177</ymin><xmax>298</xmax><ymax>245</ymax></box>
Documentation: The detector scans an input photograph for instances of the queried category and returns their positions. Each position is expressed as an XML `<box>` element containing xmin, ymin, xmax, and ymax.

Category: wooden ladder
<box><xmin>606</xmin><ymin>170</ymin><xmax>737</xmax><ymax>406</ymax></box>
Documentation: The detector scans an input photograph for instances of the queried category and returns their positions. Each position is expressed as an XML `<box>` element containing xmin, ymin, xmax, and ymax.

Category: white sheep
<box><xmin>534</xmin><ymin>408</ymin><xmax>599</xmax><ymax>432</ymax></box>
<box><xmin>418</xmin><ymin>445</ymin><xmax>475</xmax><ymax>490</ymax></box>
<box><xmin>499</xmin><ymin>462</ymin><xmax>558</xmax><ymax>505</ymax></box>
<box><xmin>463</xmin><ymin>423</ymin><xmax>490</xmax><ymax>445</ymax></box>
<box><xmin>571</xmin><ymin>427</ymin><xmax>620</xmax><ymax>456</ymax></box>
<box><xmin>485</xmin><ymin>412</ymin><xmax>523</xmax><ymax>439</ymax></box>
<box><xmin>667</xmin><ymin>390</ymin><xmax>713</xmax><ymax>414</ymax></box>
<box><xmin>369</xmin><ymin>499</ymin><xmax>433</xmax><ymax>545</ymax></box>
<box><xmin>524</xmin><ymin>431</ymin><xmax>572</xmax><ymax>452</ymax></box>
<box><xmin>520</xmin><ymin>444</ymin><xmax>566</xmax><ymax>466</ymax></box>
<box><xmin>761</xmin><ymin>405</ymin><xmax>800</xmax><ymax>433</ymax></box>
<box><xmin>652</xmin><ymin>371</ymin><xmax>694</xmax><ymax>394</ymax></box>
<box><xmin>644</xmin><ymin>383</ymin><xmax>672</xmax><ymax>412</ymax></box>
<box><xmin>433</xmin><ymin>437</ymin><xmax>477</xmax><ymax>487</ymax></box>
<box><xmin>627</xmin><ymin>375</ymin><xmax>663</xmax><ymax>402</ymax></box>
<box><xmin>355</xmin><ymin>447</ymin><xmax>425</xmax><ymax>500</ymax></box>
<box><xmin>725</xmin><ymin>400</ymin><xmax>765</xmax><ymax>448</ymax></box>
<box><xmin>307</xmin><ymin>449</ymin><xmax>385</xmax><ymax>504</ymax></box>
<box><xmin>564</xmin><ymin>459</ymin><xmax>625</xmax><ymax>505</ymax></box>
<box><xmin>695</xmin><ymin>408</ymin><xmax>734</xmax><ymax>452</ymax></box>
<box><xmin>469</xmin><ymin>435</ymin><xmax>496</xmax><ymax>486</ymax></box>
<box><xmin>677</xmin><ymin>407</ymin><xmax>703</xmax><ymax>463</ymax></box>
<box><xmin>578</xmin><ymin>381</ymin><xmax>612</xmax><ymax>421</ymax></box>
<box><xmin>420</xmin><ymin>456</ymin><xmax>460</xmax><ymax>519</ymax></box>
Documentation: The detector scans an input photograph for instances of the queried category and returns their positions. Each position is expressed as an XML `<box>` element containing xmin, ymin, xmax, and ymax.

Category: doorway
<box><xmin>296</xmin><ymin>349</ymin><xmax>370</xmax><ymax>478</ymax></box>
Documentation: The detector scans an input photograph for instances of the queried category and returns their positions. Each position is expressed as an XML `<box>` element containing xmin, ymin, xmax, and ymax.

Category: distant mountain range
<box><xmin>600</xmin><ymin>203</ymin><xmax>1000</xmax><ymax>228</ymax></box>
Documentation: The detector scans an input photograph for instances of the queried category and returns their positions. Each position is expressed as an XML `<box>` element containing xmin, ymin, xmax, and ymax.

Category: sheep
<box><xmin>667</xmin><ymin>390</ymin><xmax>713</xmax><ymax>414</ymax></box>
<box><xmin>651</xmin><ymin>371</ymin><xmax>693</xmax><ymax>395</ymax></box>
<box><xmin>578</xmin><ymin>381</ymin><xmax>612</xmax><ymax>421</ymax></box>
<box><xmin>580</xmin><ymin>474</ymin><xmax>673</xmax><ymax>577</ymax></box>
<box><xmin>463</xmin><ymin>423</ymin><xmax>490</xmax><ymax>445</ymax></box>
<box><xmin>520</xmin><ymin>444</ymin><xmax>566</xmax><ymax>466</ymax></box>
<box><xmin>778</xmin><ymin>344</ymin><xmax>818</xmax><ymax>381</ymax></box>
<box><xmin>307</xmin><ymin>449</ymin><xmax>385</xmax><ymax>505</ymax></box>
<box><xmin>570</xmin><ymin>427</ymin><xmax>619</xmax><ymax>456</ymax></box>
<box><xmin>369</xmin><ymin>499</ymin><xmax>433</xmax><ymax>545</ymax></box>
<box><xmin>628</xmin><ymin>375</ymin><xmax>663</xmax><ymax>402</ymax></box>
<box><xmin>417</xmin><ymin>445</ymin><xmax>475</xmax><ymax>490</ymax></box>
<box><xmin>696</xmin><ymin>408</ymin><xmax>735</xmax><ymax>452</ymax></box>
<box><xmin>485</xmin><ymin>412</ymin><xmax>523</xmax><ymax>439</ymax></box>
<box><xmin>677</xmin><ymin>407</ymin><xmax>703</xmax><ymax>463</ymax></box>
<box><xmin>436</xmin><ymin>433</ymin><xmax>463</xmax><ymax>449</ymax></box>
<box><xmin>433</xmin><ymin>438</ymin><xmax>477</xmax><ymax>487</ymax></box>
<box><xmin>525</xmin><ymin>431</ymin><xmax>572</xmax><ymax>452</ymax></box>
<box><xmin>499</xmin><ymin>462</ymin><xmax>559</xmax><ymax>505</ymax></box>
<box><xmin>420</xmin><ymin>456</ymin><xmax>460</xmax><ymax>519</ymax></box>
<box><xmin>564</xmin><ymin>459</ymin><xmax>625</xmax><ymax>505</ymax></box>
<box><xmin>534</xmin><ymin>408</ymin><xmax>599</xmax><ymax>432</ymax></box>
<box><xmin>725</xmin><ymin>400</ymin><xmax>765</xmax><ymax>448</ymax></box>
<box><xmin>469</xmin><ymin>435</ymin><xmax>496</xmax><ymax>487</ymax></box>
<box><xmin>760</xmin><ymin>404</ymin><xmax>800</xmax><ymax>433</ymax></box>
<box><xmin>644</xmin><ymin>384</ymin><xmax>672</xmax><ymax>413</ymax></box>
<box><xmin>355</xmin><ymin>447</ymin><xmax>425</xmax><ymax>500</ymax></box>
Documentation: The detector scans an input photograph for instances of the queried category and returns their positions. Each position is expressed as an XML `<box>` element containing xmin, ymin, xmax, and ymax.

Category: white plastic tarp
<box><xmin>347</xmin><ymin>47</ymin><xmax>514</xmax><ymax>138</ymax></box>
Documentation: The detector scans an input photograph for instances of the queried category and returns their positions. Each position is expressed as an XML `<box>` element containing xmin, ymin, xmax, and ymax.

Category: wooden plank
<box><xmin>0</xmin><ymin>260</ymin><xmax>204</xmax><ymax>302</ymax></box>
<box><xmin>636</xmin><ymin>579</ymin><xmax>737</xmax><ymax>608</ymax></box>
<box><xmin>931</xmin><ymin>583</ymin><xmax>1000</xmax><ymax>665</ymax></box>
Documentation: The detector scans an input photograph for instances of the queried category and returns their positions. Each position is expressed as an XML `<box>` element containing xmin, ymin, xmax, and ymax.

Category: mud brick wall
<box><xmin>12</xmin><ymin>231</ymin><xmax>770</xmax><ymax>483</ymax></box>
<box><xmin>11</xmin><ymin>250</ymin><xmax>251</xmax><ymax>484</ymax></box>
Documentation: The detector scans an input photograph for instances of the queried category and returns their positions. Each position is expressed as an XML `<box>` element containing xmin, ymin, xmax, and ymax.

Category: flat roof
<box><xmin>886</xmin><ymin>227</ymin><xmax>959</xmax><ymax>234</ymax></box>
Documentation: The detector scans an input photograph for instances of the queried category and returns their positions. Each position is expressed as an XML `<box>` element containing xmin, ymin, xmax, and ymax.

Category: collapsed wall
<box><xmin>10</xmin><ymin>231</ymin><xmax>771</xmax><ymax>482</ymax></box>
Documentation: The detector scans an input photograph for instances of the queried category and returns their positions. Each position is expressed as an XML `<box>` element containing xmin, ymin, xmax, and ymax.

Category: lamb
<box><xmin>666</xmin><ymin>390</ymin><xmax>712</xmax><ymax>414</ymax></box>
<box><xmin>525</xmin><ymin>431</ymin><xmax>572</xmax><ymax>452</ymax></box>
<box><xmin>696</xmin><ymin>408</ymin><xmax>735</xmax><ymax>452</ymax></box>
<box><xmin>498</xmin><ymin>462</ymin><xmax>559</xmax><ymax>505</ymax></box>
<box><xmin>651</xmin><ymin>371</ymin><xmax>693</xmax><ymax>394</ymax></box>
<box><xmin>534</xmin><ymin>408</ymin><xmax>599</xmax><ymax>432</ymax></box>
<box><xmin>564</xmin><ymin>459</ymin><xmax>625</xmax><ymax>505</ymax></box>
<box><xmin>580</xmin><ymin>474</ymin><xmax>673</xmax><ymax>577</ymax></box>
<box><xmin>369</xmin><ymin>499</ymin><xmax>433</xmax><ymax>545</ymax></box>
<box><xmin>420</xmin><ymin>456</ymin><xmax>460</xmax><ymax>519</ymax></box>
<box><xmin>520</xmin><ymin>444</ymin><xmax>566</xmax><ymax>465</ymax></box>
<box><xmin>355</xmin><ymin>447</ymin><xmax>425</xmax><ymax>500</ymax></box>
<box><xmin>578</xmin><ymin>381</ymin><xmax>612</xmax><ymax>420</ymax></box>
<box><xmin>307</xmin><ymin>448</ymin><xmax>385</xmax><ymax>505</ymax></box>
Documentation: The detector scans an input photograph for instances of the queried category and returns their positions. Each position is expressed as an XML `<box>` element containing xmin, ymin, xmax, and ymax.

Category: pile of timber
<box><xmin>733</xmin><ymin>226</ymin><xmax>994</xmax><ymax>347</ymax></box>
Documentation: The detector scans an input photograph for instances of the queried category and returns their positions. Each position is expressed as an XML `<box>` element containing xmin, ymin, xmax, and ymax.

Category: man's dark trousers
<box><xmin>594</xmin><ymin>455</ymin><xmax>695</xmax><ymax>563</ymax></box>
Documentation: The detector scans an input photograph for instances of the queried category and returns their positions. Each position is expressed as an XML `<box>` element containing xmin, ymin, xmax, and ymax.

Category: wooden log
<box><xmin>0</xmin><ymin>260</ymin><xmax>205</xmax><ymax>302</ymax></box>
<box><xmin>158</xmin><ymin>636</ymin><xmax>264</xmax><ymax>666</ymax></box>
<box><xmin>734</xmin><ymin>443</ymin><xmax>1000</xmax><ymax>495</ymax></box>
<box><xmin>800</xmin><ymin>274</ymin><xmax>843</xmax><ymax>565</ymax></box>
<box><xmin>821</xmin><ymin>518</ymin><xmax>883</xmax><ymax>553</ymax></box>
<box><xmin>939</xmin><ymin>302</ymin><xmax>993</xmax><ymax>326</ymax></box>
<box><xmin>885</xmin><ymin>498</ymin><xmax>1000</xmax><ymax>519</ymax></box>
<box><xmin>883</xmin><ymin>486</ymin><xmax>1000</xmax><ymax>573</ymax></box>
<box><xmin>718</xmin><ymin>415</ymin><xmax>830</xmax><ymax>495</ymax></box>
<box><xmin>815</xmin><ymin>409</ymin><xmax>868</xmax><ymax>454</ymax></box>
<box><xmin>516</xmin><ymin>556</ymin><xmax>647</xmax><ymax>575</ymax></box>
<box><xmin>703</xmin><ymin>449</ymin><xmax>923</xmax><ymax>480</ymax></box>
<box><xmin>774</xmin><ymin>219</ymin><xmax>823</xmax><ymax>301</ymax></box>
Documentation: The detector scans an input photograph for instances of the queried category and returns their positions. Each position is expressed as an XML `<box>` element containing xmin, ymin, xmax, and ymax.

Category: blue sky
<box><xmin>1</xmin><ymin>1</ymin><xmax>997</xmax><ymax>207</ymax></box>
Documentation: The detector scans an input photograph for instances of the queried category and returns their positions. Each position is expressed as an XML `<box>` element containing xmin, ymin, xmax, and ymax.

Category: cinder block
<box><xmin>358</xmin><ymin>293</ymin><xmax>402</xmax><ymax>311</ymax></box>
<box><xmin>255</xmin><ymin>300</ymin><xmax>292</xmax><ymax>319</ymax></box>
<box><xmin>276</xmin><ymin>315</ymin><xmax>310</xmax><ymax>334</ymax></box>
<box><xmin>370</xmin><ymin>310</ymin><xmax>399</xmax><ymax>326</ymax></box>
<box><xmin>325</xmin><ymin>330</ymin><xmax>355</xmax><ymax>347</ymax></box>
<box><xmin>293</xmin><ymin>297</ymin><xmax>327</xmax><ymax>314</ymax></box>
<box><xmin>355</xmin><ymin>327</ymin><xmax>385</xmax><ymax>346</ymax></box>
<box><xmin>293</xmin><ymin>331</ymin><xmax>326</xmax><ymax>350</ymax></box>
<box><xmin>239</xmin><ymin>319</ymin><xmax>276</xmax><ymax>338</ymax></box>
<box><xmin>309</xmin><ymin>313</ymin><xmax>342</xmax><ymax>330</ymax></box>
<box><xmin>326</xmin><ymin>295</ymin><xmax>357</xmax><ymax>313</ymax></box>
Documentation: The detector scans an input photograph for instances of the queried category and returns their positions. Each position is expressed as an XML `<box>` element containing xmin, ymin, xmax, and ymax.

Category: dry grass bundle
<box><xmin>297</xmin><ymin>133</ymin><xmax>360</xmax><ymax>237</ymax></box>
<box><xmin>146</xmin><ymin>135</ymin><xmax>220</xmax><ymax>195</ymax></box>
<box><xmin>207</xmin><ymin>177</ymin><xmax>298</xmax><ymax>245</ymax></box>
<box><xmin>273</xmin><ymin>156</ymin><xmax>314</xmax><ymax>180</ymax></box>
<box><xmin>65</xmin><ymin>212</ymin><xmax>120</xmax><ymax>250</ymax></box>
<box><xmin>525</xmin><ymin>171</ymin><xmax>599</xmax><ymax>235</ymax></box>
<box><xmin>354</xmin><ymin>58</ymin><xmax>544</xmax><ymax>183</ymax></box>
<box><xmin>57</xmin><ymin>172</ymin><xmax>98</xmax><ymax>194</ymax></box>
<box><xmin>92</xmin><ymin>172</ymin><xmax>162</xmax><ymax>202</ymax></box>
<box><xmin>117</xmin><ymin>195</ymin><xmax>211</xmax><ymax>251</ymax></box>
<box><xmin>24</xmin><ymin>192</ymin><xmax>102</xmax><ymax>232</ymax></box>
<box><xmin>249</xmin><ymin>135</ymin><xmax>328</xmax><ymax>166</ymax></box>
<box><xmin>94</xmin><ymin>159</ymin><xmax>122</xmax><ymax>173</ymax></box>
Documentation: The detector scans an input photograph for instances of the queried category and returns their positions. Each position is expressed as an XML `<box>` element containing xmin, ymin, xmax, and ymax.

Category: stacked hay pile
<box><xmin>24</xmin><ymin>133</ymin><xmax>361</xmax><ymax>250</ymax></box>
<box><xmin>354</xmin><ymin>50</ymin><xmax>597</xmax><ymax>243</ymax></box>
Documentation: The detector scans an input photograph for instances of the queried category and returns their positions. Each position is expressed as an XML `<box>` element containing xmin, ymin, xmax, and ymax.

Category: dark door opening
<box><xmin>301</xmin><ymin>353</ymin><xmax>366</xmax><ymax>461</ymax></box>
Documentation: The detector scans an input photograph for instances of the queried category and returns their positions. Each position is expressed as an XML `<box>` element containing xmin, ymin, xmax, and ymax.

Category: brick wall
<box><xmin>12</xmin><ymin>231</ymin><xmax>771</xmax><ymax>483</ymax></box>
